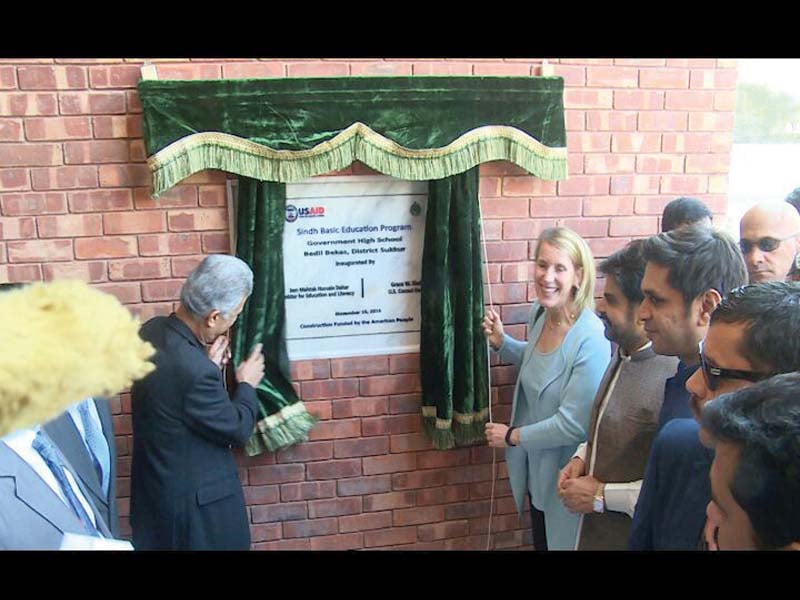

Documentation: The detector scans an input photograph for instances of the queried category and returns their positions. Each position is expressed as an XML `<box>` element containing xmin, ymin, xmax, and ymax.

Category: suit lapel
<box><xmin>44</xmin><ymin>411</ymin><xmax>105</xmax><ymax>504</ymax></box>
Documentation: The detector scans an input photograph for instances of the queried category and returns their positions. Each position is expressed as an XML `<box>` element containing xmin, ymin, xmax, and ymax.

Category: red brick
<box><xmin>609</xmin><ymin>216</ymin><xmax>659</xmax><ymax>237</ymax></box>
<box><xmin>639</xmin><ymin>68</ymin><xmax>689</xmax><ymax>89</ymax></box>
<box><xmin>499</xmin><ymin>264</ymin><xmax>530</xmax><ymax>284</ymax></box>
<box><xmin>300</xmin><ymin>379</ymin><xmax>359</xmax><ymax>400</ymax></box>
<box><xmin>499</xmin><ymin>303</ymin><xmax>532</xmax><ymax>325</ymax></box>
<box><xmin>275</xmin><ymin>440</ymin><xmax>333</xmax><ymax>464</ymax></box>
<box><xmin>552</xmin><ymin>64</ymin><xmax>585</xmax><ymax>86</ymax></box>
<box><xmin>636</xmin><ymin>154</ymin><xmax>685</xmax><ymax>174</ymax></box>
<box><xmin>7</xmin><ymin>239</ymin><xmax>72</xmax><ymax>262</ymax></box>
<box><xmin>411</xmin><ymin>62</ymin><xmax>473</xmax><ymax>76</ymax></box>
<box><xmin>17</xmin><ymin>66</ymin><xmax>86</xmax><ymax>90</ymax></box>
<box><xmin>63</xmin><ymin>140</ymin><xmax>128</xmax><ymax>164</ymax></box>
<box><xmin>586</xmin><ymin>65</ymin><xmax>639</xmax><ymax>87</ymax></box>
<box><xmin>37</xmin><ymin>214</ymin><xmax>102</xmax><ymax>238</ymax></box>
<box><xmin>587</xmin><ymin>237</ymin><xmax>631</xmax><ymax>259</ymax></box>
<box><xmin>242</xmin><ymin>484</ymin><xmax>280</xmax><ymax>505</ymax></box>
<box><xmin>307</xmin><ymin>418</ymin><xmax>361</xmax><ymax>441</ymax></box>
<box><xmin>443</xmin><ymin>500</ymin><xmax>492</xmax><ymax>520</ymax></box>
<box><xmin>286</xmin><ymin>63</ymin><xmax>349</xmax><ymax>77</ymax></box>
<box><xmin>58</xmin><ymin>91</ymin><xmax>126</xmax><ymax>115</ymax></box>
<box><xmin>126</xmin><ymin>90</ymin><xmax>141</xmax><ymax>113</ymax></box>
<box><xmin>418</xmin><ymin>520</ymin><xmax>471</xmax><ymax>542</ymax></box>
<box><xmin>470</xmin><ymin>478</ymin><xmax>513</xmax><ymax>499</ymax></box>
<box><xmin>303</xmin><ymin>400</ymin><xmax>331</xmax><ymax>421</ymax></box>
<box><xmin>415</xmin><ymin>482</ymin><xmax>472</xmax><ymax>506</ymax></box>
<box><xmin>484</xmin><ymin>282</ymin><xmax>527</xmax><ymax>305</ymax></box>
<box><xmin>87</xmin><ymin>65</ymin><xmax>143</xmax><ymax>89</ymax></box>
<box><xmin>31</xmin><ymin>166</ymin><xmax>97</xmax><ymax>190</ymax></box>
<box><xmin>221</xmin><ymin>62</ymin><xmax>285</xmax><ymax>78</ymax></box>
<box><xmin>586</xmin><ymin>111</ymin><xmax>638</xmax><ymax>132</ymax></box>
<box><xmin>638</xmin><ymin>111</ymin><xmax>688</xmax><ymax>131</ymax></box>
<box><xmin>0</xmin><ymin>217</ymin><xmax>36</xmax><ymax>239</ymax></box>
<box><xmin>610</xmin><ymin>175</ymin><xmax>660</xmax><ymax>196</ymax></box>
<box><xmin>389</xmin><ymin>393</ymin><xmax>421</xmax><ymax>415</ymax></box>
<box><xmin>309</xmin><ymin>532</ymin><xmax>364</xmax><ymax>550</ymax></box>
<box><xmin>713</xmin><ymin>90</ymin><xmax>737</xmax><ymax>112</ymax></box>
<box><xmin>151</xmin><ymin>64</ymin><xmax>222</xmax><ymax>80</ymax></box>
<box><xmin>334</xmin><ymin>436</ymin><xmax>390</xmax><ymax>458</ymax></box>
<box><xmin>306</xmin><ymin>458</ymin><xmax>362</xmax><ymax>480</ymax></box>
<box><xmin>527</xmin><ymin>198</ymin><xmax>579</xmax><ymax>219</ymax></box>
<box><xmin>337</xmin><ymin>475</ymin><xmax>392</xmax><ymax>497</ymax></box>
<box><xmin>567</xmin><ymin>132</ymin><xmax>611</xmax><ymax>153</ymax></box>
<box><xmin>363</xmin><ymin>491</ymin><xmax>415</xmax><ymax>512</ymax></box>
<box><xmin>103</xmin><ymin>211</ymin><xmax>165</xmax><ymax>235</ymax></box>
<box><xmin>279</xmin><ymin>481</ymin><xmax>336</xmax><ymax>502</ymax></box>
<box><xmin>42</xmin><ymin>261</ymin><xmax>106</xmax><ymax>282</ymax></box>
<box><xmin>253</xmin><ymin>539</ymin><xmax>310</xmax><ymax>551</ymax></box>
<box><xmin>0</xmin><ymin>93</ymin><xmax>58</xmax><ymax>116</ymax></box>
<box><xmin>610</xmin><ymin>133</ymin><xmax>660</xmax><ymax>154</ymax></box>
<box><xmin>482</xmin><ymin>241</ymin><xmax>527</xmax><ymax>263</ymax></box>
<box><xmin>250</xmin><ymin>523</ymin><xmax>282</xmax><ymax>543</ymax></box>
<box><xmin>685</xmin><ymin>154</ymin><xmax>730</xmax><ymax>174</ymax></box>
<box><xmin>581</xmin><ymin>196</ymin><xmax>634</xmax><ymax>218</ymax></box>
<box><xmin>557</xmin><ymin>175</ymin><xmax>610</xmax><ymax>196</ymax></box>
<box><xmin>388</xmin><ymin>354</ymin><xmax>418</xmax><ymax>375</ymax></box>
<box><xmin>198</xmin><ymin>185</ymin><xmax>225</xmax><ymax>207</ymax></box>
<box><xmin>665</xmin><ymin>90</ymin><xmax>715</xmax><ymax>111</ymax></box>
<box><xmin>558</xmin><ymin>217</ymin><xmax>609</xmax><ymax>238</ymax></box>
<box><xmin>661</xmin><ymin>132</ymin><xmax>711</xmax><ymax>153</ymax></box>
<box><xmin>564</xmin><ymin>109</ymin><xmax>585</xmax><ymax>131</ymax></box>
<box><xmin>330</xmin><ymin>355</ymin><xmax>388</xmax><ymax>378</ymax></box>
<box><xmin>559</xmin><ymin>59</ymin><xmax>614</xmax><ymax>65</ymax></box>
<box><xmin>339</xmin><ymin>511</ymin><xmax>392</xmax><ymax>533</ymax></box>
<box><xmin>308</xmin><ymin>496</ymin><xmax>362</xmax><ymax>518</ymax></box>
<box><xmin>584</xmin><ymin>154</ymin><xmax>636</xmax><ymax>174</ymax></box>
<box><xmin>0</xmin><ymin>118</ymin><xmax>22</xmax><ymax>141</ymax></box>
<box><xmin>168</xmin><ymin>208</ymin><xmax>227</xmax><ymax>232</ymax></box>
<box><xmin>0</xmin><ymin>263</ymin><xmax>42</xmax><ymax>281</ymax></box>
<box><xmin>351</xmin><ymin>61</ymin><xmax>413</xmax><ymax>76</ymax></box>
<box><xmin>363</xmin><ymin>526</ymin><xmax>417</xmax><ymax>548</ymax></box>
<box><xmin>129</xmin><ymin>140</ymin><xmax>146</xmax><ymax>163</ymax></box>
<box><xmin>479</xmin><ymin>162</ymin><xmax>530</xmax><ymax>177</ymax></box>
<box><xmin>97</xmin><ymin>165</ymin><xmax>149</xmax><ymax>188</ymax></box>
<box><xmin>362</xmin><ymin>452</ymin><xmax>416</xmax><ymax>475</ymax></box>
<box><xmin>170</xmin><ymin>256</ymin><xmax>201</xmax><ymax>278</ymax></box>
<box><xmin>127</xmin><ymin>302</ymin><xmax>173</xmax><ymax>322</ymax></box>
<box><xmin>93</xmin><ymin>282</ymin><xmax>142</xmax><ymax>304</ymax></box>
<box><xmin>392</xmin><ymin>469</ymin><xmax>450</xmax><ymax>494</ymax></box>
<box><xmin>563</xmin><ymin>89</ymin><xmax>613</xmax><ymax>109</ymax></box>
<box><xmin>66</xmin><ymin>190</ymin><xmax>131</xmax><ymax>214</ymax></box>
<box><xmin>482</xmin><ymin>221</ymin><xmax>502</xmax><ymax>242</ymax></box>
<box><xmin>108</xmin><ymin>257</ymin><xmax>170</xmax><ymax>281</ymax></box>
<box><xmin>473</xmin><ymin>62</ymin><xmax>532</xmax><ymax>76</ymax></box>
<box><xmin>201</xmin><ymin>232</ymin><xmax>229</xmax><ymax>253</ymax></box>
<box><xmin>0</xmin><ymin>66</ymin><xmax>15</xmax><ymax>89</ymax></box>
<box><xmin>249</xmin><ymin>464</ymin><xmax>305</xmax><ymax>486</ymax></box>
<box><xmin>502</xmin><ymin>177</ymin><xmax>556</xmax><ymax>197</ymax></box>
<box><xmin>688</xmin><ymin>111</ymin><xmax>735</xmax><ymax>132</ymax></box>
<box><xmin>613</xmin><ymin>90</ymin><xmax>664</xmax><ymax>110</ymax></box>
<box><xmin>708</xmin><ymin>175</ymin><xmax>729</xmax><ymax>194</ymax></box>
<box><xmin>141</xmin><ymin>279</ymin><xmax>182</xmax><ymax>302</ymax></box>
<box><xmin>330</xmin><ymin>397</ymin><xmax>387</xmax><ymax>420</ymax></box>
<box><xmin>479</xmin><ymin>197</ymin><xmax>529</xmax><ymax>218</ymax></box>
<box><xmin>0</xmin><ymin>168</ymin><xmax>30</xmax><ymax>191</ymax></box>
<box><xmin>389</xmin><ymin>433</ymin><xmax>430</xmax><ymax>453</ymax></box>
<box><xmin>92</xmin><ymin>115</ymin><xmax>141</xmax><ymax>139</ymax></box>
<box><xmin>0</xmin><ymin>143</ymin><xmax>61</xmax><ymax>167</ymax></box>
<box><xmin>660</xmin><ymin>175</ymin><xmax>708</xmax><ymax>195</ymax></box>
<box><xmin>25</xmin><ymin>116</ymin><xmax>91</xmax><ymax>141</ymax></box>
<box><xmin>393</xmin><ymin>506</ymin><xmax>445</xmax><ymax>527</ymax></box>
<box><xmin>134</xmin><ymin>185</ymin><xmax>197</xmax><ymax>209</ymax></box>
<box><xmin>289</xmin><ymin>359</ymin><xmax>331</xmax><ymax>381</ymax></box>
<box><xmin>362</xmin><ymin>414</ymin><xmax>421</xmax><ymax>437</ymax></box>
<box><xmin>711</xmin><ymin>132</ymin><xmax>734</xmax><ymax>154</ymax></box>
<box><xmin>74</xmin><ymin>236</ymin><xmax>137</xmax><ymax>259</ymax></box>
<box><xmin>282</xmin><ymin>517</ymin><xmax>338</xmax><ymax>538</ymax></box>
<box><xmin>360</xmin><ymin>373</ymin><xmax>421</xmax><ymax>397</ymax></box>
<box><xmin>251</xmin><ymin>502</ymin><xmax>307</xmax><ymax>523</ymax></box>
<box><xmin>138</xmin><ymin>232</ymin><xmax>201</xmax><ymax>256</ymax></box>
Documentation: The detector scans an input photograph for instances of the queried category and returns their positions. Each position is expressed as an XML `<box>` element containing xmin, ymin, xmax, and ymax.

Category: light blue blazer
<box><xmin>498</xmin><ymin>302</ymin><xmax>611</xmax><ymax>550</ymax></box>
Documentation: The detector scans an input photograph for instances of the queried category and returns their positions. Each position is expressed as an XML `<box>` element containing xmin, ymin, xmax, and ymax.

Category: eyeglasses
<box><xmin>698</xmin><ymin>341</ymin><xmax>772</xmax><ymax>391</ymax></box>
<box><xmin>738</xmin><ymin>233</ymin><xmax>799</xmax><ymax>255</ymax></box>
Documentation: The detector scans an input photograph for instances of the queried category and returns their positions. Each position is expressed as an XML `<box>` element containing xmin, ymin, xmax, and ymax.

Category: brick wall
<box><xmin>0</xmin><ymin>58</ymin><xmax>738</xmax><ymax>549</ymax></box>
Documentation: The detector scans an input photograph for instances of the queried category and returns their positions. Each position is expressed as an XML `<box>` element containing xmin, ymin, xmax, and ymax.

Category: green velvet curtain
<box><xmin>138</xmin><ymin>76</ymin><xmax>567</xmax><ymax>197</ymax></box>
<box><xmin>421</xmin><ymin>167</ymin><xmax>488</xmax><ymax>448</ymax></box>
<box><xmin>231</xmin><ymin>177</ymin><xmax>316</xmax><ymax>454</ymax></box>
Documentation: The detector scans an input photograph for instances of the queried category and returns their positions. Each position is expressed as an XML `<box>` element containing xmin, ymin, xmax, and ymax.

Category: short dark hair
<box><xmin>710</xmin><ymin>281</ymin><xmax>800</xmax><ymax>373</ymax></box>
<box><xmin>701</xmin><ymin>372</ymin><xmax>800</xmax><ymax>549</ymax></box>
<box><xmin>0</xmin><ymin>282</ymin><xmax>26</xmax><ymax>293</ymax></box>
<box><xmin>786</xmin><ymin>187</ymin><xmax>800</xmax><ymax>215</ymax></box>
<box><xmin>661</xmin><ymin>197</ymin><xmax>713</xmax><ymax>232</ymax></box>
<box><xmin>641</xmin><ymin>224</ymin><xmax>748</xmax><ymax>308</ymax></box>
<box><xmin>599</xmin><ymin>239</ymin><xmax>646</xmax><ymax>305</ymax></box>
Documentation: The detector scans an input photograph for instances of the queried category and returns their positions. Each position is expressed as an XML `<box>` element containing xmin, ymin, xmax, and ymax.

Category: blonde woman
<box><xmin>483</xmin><ymin>227</ymin><xmax>611</xmax><ymax>550</ymax></box>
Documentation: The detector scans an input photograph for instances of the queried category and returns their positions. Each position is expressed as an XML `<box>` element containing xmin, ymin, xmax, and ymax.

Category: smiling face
<box><xmin>534</xmin><ymin>241</ymin><xmax>582</xmax><ymax>311</ymax></box>
<box><xmin>598</xmin><ymin>275</ymin><xmax>647</xmax><ymax>352</ymax></box>
<box><xmin>638</xmin><ymin>262</ymin><xmax>704</xmax><ymax>360</ymax></box>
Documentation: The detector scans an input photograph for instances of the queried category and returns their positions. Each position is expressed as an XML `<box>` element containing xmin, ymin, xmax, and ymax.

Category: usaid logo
<box><xmin>286</xmin><ymin>204</ymin><xmax>325</xmax><ymax>222</ymax></box>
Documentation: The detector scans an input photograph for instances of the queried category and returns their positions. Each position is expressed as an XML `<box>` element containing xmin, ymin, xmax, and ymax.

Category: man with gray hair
<box><xmin>131</xmin><ymin>254</ymin><xmax>265</xmax><ymax>550</ymax></box>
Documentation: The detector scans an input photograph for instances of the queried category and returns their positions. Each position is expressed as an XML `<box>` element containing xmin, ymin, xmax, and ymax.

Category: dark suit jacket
<box><xmin>44</xmin><ymin>398</ymin><xmax>119</xmax><ymax>538</ymax></box>
<box><xmin>0</xmin><ymin>436</ymin><xmax>112</xmax><ymax>549</ymax></box>
<box><xmin>130</xmin><ymin>314</ymin><xmax>258</xmax><ymax>550</ymax></box>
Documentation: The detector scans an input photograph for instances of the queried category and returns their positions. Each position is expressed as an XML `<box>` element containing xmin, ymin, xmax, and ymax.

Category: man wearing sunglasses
<box><xmin>739</xmin><ymin>202</ymin><xmax>800</xmax><ymax>284</ymax></box>
<box><xmin>700</xmin><ymin>371</ymin><xmax>800</xmax><ymax>550</ymax></box>
<box><xmin>631</xmin><ymin>281</ymin><xmax>800</xmax><ymax>550</ymax></box>
<box><xmin>628</xmin><ymin>225</ymin><xmax>748</xmax><ymax>550</ymax></box>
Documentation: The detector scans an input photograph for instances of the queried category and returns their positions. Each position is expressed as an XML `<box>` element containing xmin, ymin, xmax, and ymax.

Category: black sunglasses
<box><xmin>698</xmin><ymin>341</ymin><xmax>771</xmax><ymax>391</ymax></box>
<box><xmin>738</xmin><ymin>233</ymin><xmax>798</xmax><ymax>255</ymax></box>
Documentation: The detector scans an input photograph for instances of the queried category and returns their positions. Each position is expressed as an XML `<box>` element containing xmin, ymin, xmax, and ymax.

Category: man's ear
<box><xmin>205</xmin><ymin>309</ymin><xmax>222</xmax><ymax>328</ymax></box>
<box><xmin>697</xmin><ymin>288</ymin><xmax>722</xmax><ymax>326</ymax></box>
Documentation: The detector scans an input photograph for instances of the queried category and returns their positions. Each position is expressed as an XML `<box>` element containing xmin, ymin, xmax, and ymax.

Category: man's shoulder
<box><xmin>653</xmin><ymin>418</ymin><xmax>702</xmax><ymax>452</ymax></box>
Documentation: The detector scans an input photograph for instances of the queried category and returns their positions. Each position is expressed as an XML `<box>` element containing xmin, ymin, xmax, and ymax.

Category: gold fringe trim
<box><xmin>421</xmin><ymin>405</ymin><xmax>490</xmax><ymax>430</ymax></box>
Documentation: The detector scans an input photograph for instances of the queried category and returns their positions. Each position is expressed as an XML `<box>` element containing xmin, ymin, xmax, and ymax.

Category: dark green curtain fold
<box><xmin>420</xmin><ymin>167</ymin><xmax>489</xmax><ymax>449</ymax></box>
<box><xmin>231</xmin><ymin>177</ymin><xmax>316</xmax><ymax>455</ymax></box>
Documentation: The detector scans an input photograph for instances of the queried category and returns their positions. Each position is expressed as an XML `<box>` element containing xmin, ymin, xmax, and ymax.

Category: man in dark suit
<box><xmin>130</xmin><ymin>254</ymin><xmax>264</xmax><ymax>550</ymax></box>
<box><xmin>44</xmin><ymin>397</ymin><xmax>118</xmax><ymax>537</ymax></box>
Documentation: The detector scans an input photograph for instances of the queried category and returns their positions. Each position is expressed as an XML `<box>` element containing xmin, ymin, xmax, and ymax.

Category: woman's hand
<box><xmin>482</xmin><ymin>309</ymin><xmax>505</xmax><ymax>349</ymax></box>
<box><xmin>485</xmin><ymin>422</ymin><xmax>510</xmax><ymax>448</ymax></box>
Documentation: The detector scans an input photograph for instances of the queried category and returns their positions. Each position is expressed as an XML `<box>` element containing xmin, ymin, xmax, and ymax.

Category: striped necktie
<box><xmin>77</xmin><ymin>400</ymin><xmax>111</xmax><ymax>497</ymax></box>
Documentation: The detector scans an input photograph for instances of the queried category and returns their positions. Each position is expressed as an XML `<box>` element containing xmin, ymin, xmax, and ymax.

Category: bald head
<box><xmin>739</xmin><ymin>202</ymin><xmax>800</xmax><ymax>283</ymax></box>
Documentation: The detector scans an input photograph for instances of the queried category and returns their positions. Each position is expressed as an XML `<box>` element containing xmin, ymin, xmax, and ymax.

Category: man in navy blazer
<box><xmin>44</xmin><ymin>397</ymin><xmax>118</xmax><ymax>537</ymax></box>
<box><xmin>131</xmin><ymin>255</ymin><xmax>264</xmax><ymax>550</ymax></box>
